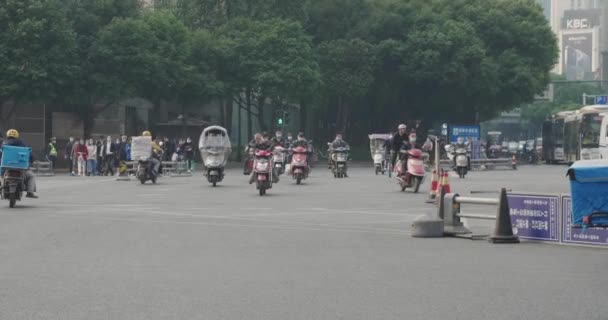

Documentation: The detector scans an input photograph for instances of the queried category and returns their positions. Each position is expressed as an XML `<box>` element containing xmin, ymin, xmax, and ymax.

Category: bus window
<box><xmin>581</xmin><ymin>115</ymin><xmax>601</xmax><ymax>148</ymax></box>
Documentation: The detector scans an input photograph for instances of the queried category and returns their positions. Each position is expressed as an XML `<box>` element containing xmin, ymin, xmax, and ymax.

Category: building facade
<box><xmin>537</xmin><ymin>0</ymin><xmax>608</xmax><ymax>80</ymax></box>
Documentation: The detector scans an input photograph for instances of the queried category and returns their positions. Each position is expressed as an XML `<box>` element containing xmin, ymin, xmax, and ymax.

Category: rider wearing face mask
<box><xmin>270</xmin><ymin>131</ymin><xmax>286</xmax><ymax>148</ymax></box>
<box><xmin>291</xmin><ymin>132</ymin><xmax>309</xmax><ymax>149</ymax></box>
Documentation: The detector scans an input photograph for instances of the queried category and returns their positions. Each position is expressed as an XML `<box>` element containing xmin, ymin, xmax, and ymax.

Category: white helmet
<box><xmin>398</xmin><ymin>124</ymin><xmax>406</xmax><ymax>130</ymax></box>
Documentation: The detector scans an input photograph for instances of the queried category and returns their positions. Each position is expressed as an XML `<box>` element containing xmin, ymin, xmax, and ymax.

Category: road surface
<box><xmin>0</xmin><ymin>164</ymin><xmax>606</xmax><ymax>320</ymax></box>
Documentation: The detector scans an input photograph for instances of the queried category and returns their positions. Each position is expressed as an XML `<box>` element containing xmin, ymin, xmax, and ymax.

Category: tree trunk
<box><xmin>223</xmin><ymin>97</ymin><xmax>233</xmax><ymax>134</ymax></box>
<box><xmin>299</xmin><ymin>99</ymin><xmax>308</xmax><ymax>136</ymax></box>
<box><xmin>246</xmin><ymin>88</ymin><xmax>252</xmax><ymax>140</ymax></box>
<box><xmin>256</xmin><ymin>94</ymin><xmax>266</xmax><ymax>132</ymax></box>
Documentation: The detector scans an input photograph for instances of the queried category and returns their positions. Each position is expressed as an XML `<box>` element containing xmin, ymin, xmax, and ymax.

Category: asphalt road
<box><xmin>0</xmin><ymin>164</ymin><xmax>606</xmax><ymax>320</ymax></box>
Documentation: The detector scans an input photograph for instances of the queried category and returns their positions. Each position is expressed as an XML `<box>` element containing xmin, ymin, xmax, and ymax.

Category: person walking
<box><xmin>70</xmin><ymin>138</ymin><xmax>81</xmax><ymax>176</ymax></box>
<box><xmin>65</xmin><ymin>137</ymin><xmax>75</xmax><ymax>176</ymax></box>
<box><xmin>86</xmin><ymin>139</ymin><xmax>97</xmax><ymax>176</ymax></box>
<box><xmin>77</xmin><ymin>139</ymin><xmax>89</xmax><ymax>176</ymax></box>
<box><xmin>46</xmin><ymin>137</ymin><xmax>58</xmax><ymax>172</ymax></box>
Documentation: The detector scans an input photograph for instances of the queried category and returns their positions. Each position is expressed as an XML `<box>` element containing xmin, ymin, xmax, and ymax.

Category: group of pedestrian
<box><xmin>58</xmin><ymin>136</ymin><xmax>131</xmax><ymax>176</ymax></box>
<box><xmin>46</xmin><ymin>135</ymin><xmax>195</xmax><ymax>175</ymax></box>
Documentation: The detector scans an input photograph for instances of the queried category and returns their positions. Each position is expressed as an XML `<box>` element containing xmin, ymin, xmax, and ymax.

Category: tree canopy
<box><xmin>0</xmin><ymin>0</ymin><xmax>558</xmax><ymax>140</ymax></box>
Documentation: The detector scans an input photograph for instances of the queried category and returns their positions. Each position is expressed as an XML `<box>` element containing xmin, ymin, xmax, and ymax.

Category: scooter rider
<box><xmin>2</xmin><ymin>129</ymin><xmax>38</xmax><ymax>198</ymax></box>
<box><xmin>452</xmin><ymin>137</ymin><xmax>470</xmax><ymax>169</ymax></box>
<box><xmin>270</xmin><ymin>131</ymin><xmax>286</xmax><ymax>148</ymax></box>
<box><xmin>248</xmin><ymin>133</ymin><xmax>274</xmax><ymax>184</ymax></box>
<box><xmin>328</xmin><ymin>133</ymin><xmax>349</xmax><ymax>166</ymax></box>
<box><xmin>398</xmin><ymin>133</ymin><xmax>416</xmax><ymax>176</ymax></box>
<box><xmin>391</xmin><ymin>124</ymin><xmax>408</xmax><ymax>167</ymax></box>
<box><xmin>142</xmin><ymin>130</ymin><xmax>162</xmax><ymax>176</ymax></box>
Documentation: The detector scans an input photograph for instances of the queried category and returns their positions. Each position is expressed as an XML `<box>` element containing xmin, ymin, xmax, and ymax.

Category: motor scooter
<box><xmin>253</xmin><ymin>150</ymin><xmax>273</xmax><ymax>196</ymax></box>
<box><xmin>290</xmin><ymin>146</ymin><xmax>309</xmax><ymax>185</ymax></box>
<box><xmin>394</xmin><ymin>148</ymin><xmax>425</xmax><ymax>193</ymax></box>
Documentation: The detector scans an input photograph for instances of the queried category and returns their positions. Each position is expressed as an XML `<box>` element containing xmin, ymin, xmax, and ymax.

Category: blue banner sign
<box><xmin>594</xmin><ymin>95</ymin><xmax>608</xmax><ymax>105</ymax></box>
<box><xmin>507</xmin><ymin>194</ymin><xmax>560</xmax><ymax>242</ymax></box>
<box><xmin>562</xmin><ymin>196</ymin><xmax>608</xmax><ymax>246</ymax></box>
<box><xmin>449</xmin><ymin>125</ymin><xmax>481</xmax><ymax>143</ymax></box>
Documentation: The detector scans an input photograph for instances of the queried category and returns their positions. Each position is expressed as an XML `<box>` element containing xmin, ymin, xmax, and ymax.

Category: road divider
<box><xmin>414</xmin><ymin>187</ymin><xmax>608</xmax><ymax>248</ymax></box>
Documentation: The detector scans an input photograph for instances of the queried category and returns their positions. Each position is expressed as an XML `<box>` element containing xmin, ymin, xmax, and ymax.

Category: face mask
<box><xmin>186</xmin><ymin>139</ymin><xmax>191</xmax><ymax>143</ymax></box>
<box><xmin>287</xmin><ymin>136</ymin><xmax>293</xmax><ymax>140</ymax></box>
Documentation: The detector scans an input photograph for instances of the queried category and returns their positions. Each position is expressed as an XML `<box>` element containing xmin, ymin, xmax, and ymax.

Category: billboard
<box><xmin>561</xmin><ymin>9</ymin><xmax>600</xmax><ymax>30</ymax></box>
<box><xmin>562</xmin><ymin>31</ymin><xmax>595</xmax><ymax>80</ymax></box>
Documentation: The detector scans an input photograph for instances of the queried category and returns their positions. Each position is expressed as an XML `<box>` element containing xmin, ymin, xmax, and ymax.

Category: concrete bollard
<box><xmin>411</xmin><ymin>214</ymin><xmax>444</xmax><ymax>238</ymax></box>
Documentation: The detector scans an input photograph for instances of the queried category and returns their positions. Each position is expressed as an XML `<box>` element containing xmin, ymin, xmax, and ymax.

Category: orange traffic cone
<box><xmin>440</xmin><ymin>171</ymin><xmax>451</xmax><ymax>194</ymax></box>
<box><xmin>426</xmin><ymin>170</ymin><xmax>438</xmax><ymax>203</ymax></box>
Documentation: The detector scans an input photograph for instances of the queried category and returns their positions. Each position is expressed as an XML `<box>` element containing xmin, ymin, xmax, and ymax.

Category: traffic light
<box><xmin>276</xmin><ymin>110</ymin><xmax>285</xmax><ymax>127</ymax></box>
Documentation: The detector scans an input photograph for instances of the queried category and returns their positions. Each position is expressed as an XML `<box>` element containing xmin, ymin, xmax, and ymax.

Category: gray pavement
<box><xmin>0</xmin><ymin>164</ymin><xmax>606</xmax><ymax>320</ymax></box>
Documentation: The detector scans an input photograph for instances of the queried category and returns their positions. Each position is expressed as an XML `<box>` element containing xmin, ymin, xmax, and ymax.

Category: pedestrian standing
<box><xmin>86</xmin><ymin>139</ymin><xmax>97</xmax><ymax>176</ymax></box>
<box><xmin>184</xmin><ymin>137</ymin><xmax>194</xmax><ymax>172</ymax></box>
<box><xmin>101</xmin><ymin>136</ymin><xmax>115</xmax><ymax>176</ymax></box>
<box><xmin>46</xmin><ymin>137</ymin><xmax>58</xmax><ymax>172</ymax></box>
<box><xmin>65</xmin><ymin>137</ymin><xmax>75</xmax><ymax>176</ymax></box>
<box><xmin>96</xmin><ymin>136</ymin><xmax>104</xmax><ymax>175</ymax></box>
<box><xmin>75</xmin><ymin>139</ymin><xmax>88</xmax><ymax>176</ymax></box>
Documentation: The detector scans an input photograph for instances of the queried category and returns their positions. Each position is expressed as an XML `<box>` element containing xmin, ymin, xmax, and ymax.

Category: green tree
<box><xmin>154</xmin><ymin>0</ymin><xmax>309</xmax><ymax>28</ymax></box>
<box><xmin>217</xmin><ymin>18</ymin><xmax>319</xmax><ymax>133</ymax></box>
<box><xmin>0</xmin><ymin>0</ymin><xmax>77</xmax><ymax>110</ymax></box>
<box><xmin>59</xmin><ymin>0</ymin><xmax>141</xmax><ymax>130</ymax></box>
<box><xmin>350</xmin><ymin>0</ymin><xmax>557</xmax><ymax>130</ymax></box>
<box><xmin>318</xmin><ymin>39</ymin><xmax>375</xmax><ymax>135</ymax></box>
<box><xmin>93</xmin><ymin>11</ymin><xmax>193</xmax><ymax>116</ymax></box>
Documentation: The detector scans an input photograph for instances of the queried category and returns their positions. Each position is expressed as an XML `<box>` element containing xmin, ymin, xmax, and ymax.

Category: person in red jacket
<box><xmin>73</xmin><ymin>139</ymin><xmax>88</xmax><ymax>176</ymax></box>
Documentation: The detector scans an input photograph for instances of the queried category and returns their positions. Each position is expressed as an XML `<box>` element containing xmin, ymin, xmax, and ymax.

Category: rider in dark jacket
<box><xmin>391</xmin><ymin>124</ymin><xmax>408</xmax><ymax>166</ymax></box>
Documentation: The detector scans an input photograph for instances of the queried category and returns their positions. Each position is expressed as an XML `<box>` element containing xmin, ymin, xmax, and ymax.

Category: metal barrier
<box><xmin>440</xmin><ymin>188</ymin><xmax>519</xmax><ymax>243</ymax></box>
<box><xmin>32</xmin><ymin>161</ymin><xmax>54</xmax><ymax>176</ymax></box>
<box><xmin>161</xmin><ymin>161</ymin><xmax>192</xmax><ymax>177</ymax></box>
<box><xmin>439</xmin><ymin>158</ymin><xmax>515</xmax><ymax>171</ymax></box>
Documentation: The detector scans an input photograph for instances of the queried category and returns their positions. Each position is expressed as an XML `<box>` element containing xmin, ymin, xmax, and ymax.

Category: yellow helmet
<box><xmin>6</xmin><ymin>129</ymin><xmax>19</xmax><ymax>139</ymax></box>
<box><xmin>142</xmin><ymin>130</ymin><xmax>151</xmax><ymax>137</ymax></box>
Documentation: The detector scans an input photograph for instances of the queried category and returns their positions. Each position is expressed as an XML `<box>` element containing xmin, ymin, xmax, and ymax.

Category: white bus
<box><xmin>563</xmin><ymin>105</ymin><xmax>608</xmax><ymax>164</ymax></box>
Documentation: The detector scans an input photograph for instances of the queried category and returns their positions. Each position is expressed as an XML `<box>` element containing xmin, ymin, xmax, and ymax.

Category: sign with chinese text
<box><xmin>507</xmin><ymin>194</ymin><xmax>559</xmax><ymax>242</ymax></box>
<box><xmin>562</xmin><ymin>196</ymin><xmax>608</xmax><ymax>246</ymax></box>
<box><xmin>448</xmin><ymin>125</ymin><xmax>480</xmax><ymax>143</ymax></box>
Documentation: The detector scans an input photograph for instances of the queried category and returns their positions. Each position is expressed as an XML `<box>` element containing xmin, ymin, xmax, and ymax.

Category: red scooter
<box><xmin>253</xmin><ymin>150</ymin><xmax>273</xmax><ymax>196</ymax></box>
<box><xmin>290</xmin><ymin>146</ymin><xmax>309</xmax><ymax>185</ymax></box>
<box><xmin>394</xmin><ymin>148</ymin><xmax>426</xmax><ymax>193</ymax></box>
